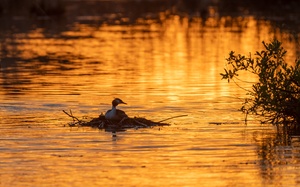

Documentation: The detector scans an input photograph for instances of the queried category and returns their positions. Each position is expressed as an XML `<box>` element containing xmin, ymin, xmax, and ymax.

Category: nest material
<box><xmin>63</xmin><ymin>110</ymin><xmax>171</xmax><ymax>131</ymax></box>
<box><xmin>84</xmin><ymin>115</ymin><xmax>170</xmax><ymax>130</ymax></box>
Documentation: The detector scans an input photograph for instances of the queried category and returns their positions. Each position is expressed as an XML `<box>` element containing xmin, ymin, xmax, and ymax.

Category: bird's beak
<box><xmin>121</xmin><ymin>101</ymin><xmax>127</xmax><ymax>105</ymax></box>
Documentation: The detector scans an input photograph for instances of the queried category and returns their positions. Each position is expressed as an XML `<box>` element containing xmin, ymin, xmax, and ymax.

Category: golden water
<box><xmin>0</xmin><ymin>12</ymin><xmax>300</xmax><ymax>187</ymax></box>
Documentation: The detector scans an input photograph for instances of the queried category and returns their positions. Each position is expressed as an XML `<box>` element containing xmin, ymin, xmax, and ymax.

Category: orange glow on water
<box><xmin>0</xmin><ymin>12</ymin><xmax>300</xmax><ymax>187</ymax></box>
<box><xmin>6</xmin><ymin>15</ymin><xmax>298</xmax><ymax>108</ymax></box>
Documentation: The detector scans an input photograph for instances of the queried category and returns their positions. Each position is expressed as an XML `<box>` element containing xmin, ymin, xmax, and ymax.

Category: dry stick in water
<box><xmin>62</xmin><ymin>110</ymin><xmax>82</xmax><ymax>124</ymax></box>
<box><xmin>158</xmin><ymin>115</ymin><xmax>188</xmax><ymax>123</ymax></box>
<box><xmin>132</xmin><ymin>119</ymin><xmax>148</xmax><ymax>127</ymax></box>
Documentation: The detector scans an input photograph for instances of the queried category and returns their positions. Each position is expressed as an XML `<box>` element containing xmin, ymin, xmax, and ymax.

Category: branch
<box><xmin>62</xmin><ymin>110</ymin><xmax>82</xmax><ymax>124</ymax></box>
<box><xmin>158</xmin><ymin>115</ymin><xmax>188</xmax><ymax>123</ymax></box>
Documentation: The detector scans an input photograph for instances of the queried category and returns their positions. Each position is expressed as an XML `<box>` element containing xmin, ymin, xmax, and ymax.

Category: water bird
<box><xmin>105</xmin><ymin>98</ymin><xmax>128</xmax><ymax>121</ymax></box>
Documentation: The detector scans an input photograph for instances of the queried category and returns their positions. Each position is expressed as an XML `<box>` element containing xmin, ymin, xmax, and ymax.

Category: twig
<box><xmin>118</xmin><ymin>117</ymin><xmax>129</xmax><ymax>125</ymax></box>
<box><xmin>132</xmin><ymin>118</ymin><xmax>148</xmax><ymax>127</ymax></box>
<box><xmin>62</xmin><ymin>110</ymin><xmax>82</xmax><ymax>124</ymax></box>
<box><xmin>158</xmin><ymin>115</ymin><xmax>188</xmax><ymax>123</ymax></box>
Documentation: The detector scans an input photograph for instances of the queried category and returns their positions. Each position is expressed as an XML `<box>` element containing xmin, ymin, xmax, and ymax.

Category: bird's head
<box><xmin>112</xmin><ymin>98</ymin><xmax>127</xmax><ymax>107</ymax></box>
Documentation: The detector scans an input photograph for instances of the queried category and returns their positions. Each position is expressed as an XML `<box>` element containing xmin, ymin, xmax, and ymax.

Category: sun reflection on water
<box><xmin>0</xmin><ymin>10</ymin><xmax>300</xmax><ymax>187</ymax></box>
<box><xmin>0</xmin><ymin>15</ymin><xmax>298</xmax><ymax>119</ymax></box>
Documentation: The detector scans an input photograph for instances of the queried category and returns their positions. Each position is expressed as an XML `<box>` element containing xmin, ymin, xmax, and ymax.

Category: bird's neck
<box><xmin>111</xmin><ymin>105</ymin><xmax>117</xmax><ymax>111</ymax></box>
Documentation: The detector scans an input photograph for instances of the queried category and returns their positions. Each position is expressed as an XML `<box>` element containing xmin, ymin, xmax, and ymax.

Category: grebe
<box><xmin>105</xmin><ymin>98</ymin><xmax>128</xmax><ymax>121</ymax></box>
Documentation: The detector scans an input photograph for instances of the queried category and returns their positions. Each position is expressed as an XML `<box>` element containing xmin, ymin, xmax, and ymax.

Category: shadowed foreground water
<box><xmin>0</xmin><ymin>2</ymin><xmax>300</xmax><ymax>186</ymax></box>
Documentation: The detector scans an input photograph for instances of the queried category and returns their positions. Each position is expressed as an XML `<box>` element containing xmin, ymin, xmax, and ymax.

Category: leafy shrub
<box><xmin>221</xmin><ymin>39</ymin><xmax>300</xmax><ymax>131</ymax></box>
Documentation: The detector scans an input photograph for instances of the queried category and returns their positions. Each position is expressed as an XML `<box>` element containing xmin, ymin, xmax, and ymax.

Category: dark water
<box><xmin>0</xmin><ymin>1</ymin><xmax>300</xmax><ymax>186</ymax></box>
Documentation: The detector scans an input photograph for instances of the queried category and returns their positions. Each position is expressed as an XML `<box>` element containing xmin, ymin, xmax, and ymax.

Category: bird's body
<box><xmin>105</xmin><ymin>108</ymin><xmax>128</xmax><ymax>121</ymax></box>
<box><xmin>105</xmin><ymin>98</ymin><xmax>128</xmax><ymax>121</ymax></box>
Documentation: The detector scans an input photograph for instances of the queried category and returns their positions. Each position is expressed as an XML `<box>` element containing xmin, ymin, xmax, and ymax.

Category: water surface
<box><xmin>0</xmin><ymin>2</ymin><xmax>300</xmax><ymax>186</ymax></box>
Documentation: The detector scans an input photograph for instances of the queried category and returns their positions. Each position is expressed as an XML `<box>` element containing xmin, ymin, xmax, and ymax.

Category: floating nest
<box><xmin>62</xmin><ymin>110</ymin><xmax>184</xmax><ymax>132</ymax></box>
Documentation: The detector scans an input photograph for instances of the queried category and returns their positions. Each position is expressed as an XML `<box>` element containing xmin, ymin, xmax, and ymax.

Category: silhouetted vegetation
<box><xmin>0</xmin><ymin>0</ymin><xmax>300</xmax><ymax>35</ymax></box>
<box><xmin>218</xmin><ymin>0</ymin><xmax>300</xmax><ymax>16</ymax></box>
<box><xmin>221</xmin><ymin>39</ymin><xmax>300</xmax><ymax>134</ymax></box>
<box><xmin>217</xmin><ymin>0</ymin><xmax>300</xmax><ymax>34</ymax></box>
<box><xmin>30</xmin><ymin>0</ymin><xmax>65</xmax><ymax>17</ymax></box>
<box><xmin>1</xmin><ymin>0</ymin><xmax>300</xmax><ymax>21</ymax></box>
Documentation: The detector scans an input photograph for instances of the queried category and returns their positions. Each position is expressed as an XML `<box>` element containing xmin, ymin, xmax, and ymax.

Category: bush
<box><xmin>221</xmin><ymin>39</ymin><xmax>300</xmax><ymax>131</ymax></box>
